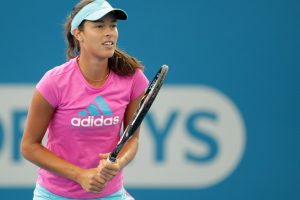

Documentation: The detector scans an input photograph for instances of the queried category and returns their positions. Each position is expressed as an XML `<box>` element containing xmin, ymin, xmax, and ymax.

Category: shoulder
<box><xmin>45</xmin><ymin>58</ymin><xmax>77</xmax><ymax>79</ymax></box>
<box><xmin>129</xmin><ymin>68</ymin><xmax>149</xmax><ymax>100</ymax></box>
<box><xmin>132</xmin><ymin>68</ymin><xmax>148</xmax><ymax>83</ymax></box>
<box><xmin>112</xmin><ymin>68</ymin><xmax>146</xmax><ymax>81</ymax></box>
<box><xmin>36</xmin><ymin>58</ymin><xmax>78</xmax><ymax>108</ymax></box>
<box><xmin>133</xmin><ymin>68</ymin><xmax>145</xmax><ymax>76</ymax></box>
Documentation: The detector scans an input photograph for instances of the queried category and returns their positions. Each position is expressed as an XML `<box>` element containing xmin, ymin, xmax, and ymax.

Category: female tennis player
<box><xmin>21</xmin><ymin>0</ymin><xmax>148</xmax><ymax>199</ymax></box>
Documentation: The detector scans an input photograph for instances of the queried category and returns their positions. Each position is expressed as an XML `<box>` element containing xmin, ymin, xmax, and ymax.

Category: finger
<box><xmin>88</xmin><ymin>185</ymin><xmax>104</xmax><ymax>193</ymax></box>
<box><xmin>93</xmin><ymin>175</ymin><xmax>106</xmax><ymax>185</ymax></box>
<box><xmin>88</xmin><ymin>179</ymin><xmax>106</xmax><ymax>192</ymax></box>
<box><xmin>105</xmin><ymin>164</ymin><xmax>120</xmax><ymax>174</ymax></box>
<box><xmin>83</xmin><ymin>181</ymin><xmax>103</xmax><ymax>193</ymax></box>
<box><xmin>99</xmin><ymin>153</ymin><xmax>110</xmax><ymax>159</ymax></box>
<box><xmin>97</xmin><ymin>167</ymin><xmax>114</xmax><ymax>181</ymax></box>
<box><xmin>100</xmin><ymin>167</ymin><xmax>118</xmax><ymax>177</ymax></box>
<box><xmin>100</xmin><ymin>168</ymin><xmax>116</xmax><ymax>177</ymax></box>
<box><xmin>99</xmin><ymin>173</ymin><xmax>113</xmax><ymax>182</ymax></box>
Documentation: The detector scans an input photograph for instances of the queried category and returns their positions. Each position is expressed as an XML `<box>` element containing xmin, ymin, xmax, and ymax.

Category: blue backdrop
<box><xmin>0</xmin><ymin>0</ymin><xmax>299</xmax><ymax>199</ymax></box>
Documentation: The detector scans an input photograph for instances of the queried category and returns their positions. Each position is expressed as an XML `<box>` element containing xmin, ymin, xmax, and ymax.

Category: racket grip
<box><xmin>107</xmin><ymin>153</ymin><xmax>117</xmax><ymax>163</ymax></box>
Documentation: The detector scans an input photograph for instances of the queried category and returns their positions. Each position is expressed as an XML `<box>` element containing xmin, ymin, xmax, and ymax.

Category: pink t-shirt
<box><xmin>36</xmin><ymin>57</ymin><xmax>149</xmax><ymax>199</ymax></box>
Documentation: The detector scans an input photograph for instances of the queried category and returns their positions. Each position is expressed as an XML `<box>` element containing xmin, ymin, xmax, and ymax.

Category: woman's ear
<box><xmin>74</xmin><ymin>29</ymin><xmax>83</xmax><ymax>42</ymax></box>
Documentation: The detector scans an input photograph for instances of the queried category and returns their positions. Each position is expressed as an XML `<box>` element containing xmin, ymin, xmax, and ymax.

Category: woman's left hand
<box><xmin>97</xmin><ymin>153</ymin><xmax>121</xmax><ymax>182</ymax></box>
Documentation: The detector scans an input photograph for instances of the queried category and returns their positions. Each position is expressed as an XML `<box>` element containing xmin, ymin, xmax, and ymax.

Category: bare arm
<box><xmin>21</xmin><ymin>90</ymin><xmax>105</xmax><ymax>193</ymax></box>
<box><xmin>98</xmin><ymin>92</ymin><xmax>144</xmax><ymax>180</ymax></box>
<box><xmin>117</xmin><ymin>92</ymin><xmax>144</xmax><ymax>167</ymax></box>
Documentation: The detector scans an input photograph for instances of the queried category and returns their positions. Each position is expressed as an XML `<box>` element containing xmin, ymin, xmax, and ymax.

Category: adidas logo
<box><xmin>71</xmin><ymin>96</ymin><xmax>120</xmax><ymax>127</ymax></box>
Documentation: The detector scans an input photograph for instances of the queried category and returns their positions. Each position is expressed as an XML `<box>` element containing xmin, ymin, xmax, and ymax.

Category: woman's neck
<box><xmin>77</xmin><ymin>55</ymin><xmax>110</xmax><ymax>85</ymax></box>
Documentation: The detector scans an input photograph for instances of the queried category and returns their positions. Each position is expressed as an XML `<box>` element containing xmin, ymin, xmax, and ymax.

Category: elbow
<box><xmin>20</xmin><ymin>139</ymin><xmax>38</xmax><ymax>161</ymax></box>
<box><xmin>20</xmin><ymin>140</ymin><xmax>30</xmax><ymax>160</ymax></box>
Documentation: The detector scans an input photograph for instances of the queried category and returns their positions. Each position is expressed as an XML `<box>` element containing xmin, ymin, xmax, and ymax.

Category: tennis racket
<box><xmin>108</xmin><ymin>64</ymin><xmax>169</xmax><ymax>162</ymax></box>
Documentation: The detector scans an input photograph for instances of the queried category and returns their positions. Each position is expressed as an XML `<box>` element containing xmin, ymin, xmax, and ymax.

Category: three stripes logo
<box><xmin>71</xmin><ymin>96</ymin><xmax>120</xmax><ymax>127</ymax></box>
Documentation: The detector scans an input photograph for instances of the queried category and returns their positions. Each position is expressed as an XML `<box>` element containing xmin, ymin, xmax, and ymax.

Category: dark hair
<box><xmin>64</xmin><ymin>0</ymin><xmax>143</xmax><ymax>75</ymax></box>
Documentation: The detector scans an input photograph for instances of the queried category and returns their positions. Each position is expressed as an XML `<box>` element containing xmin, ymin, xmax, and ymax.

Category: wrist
<box><xmin>116</xmin><ymin>156</ymin><xmax>128</xmax><ymax>169</ymax></box>
<box><xmin>72</xmin><ymin>167</ymin><xmax>84</xmax><ymax>183</ymax></box>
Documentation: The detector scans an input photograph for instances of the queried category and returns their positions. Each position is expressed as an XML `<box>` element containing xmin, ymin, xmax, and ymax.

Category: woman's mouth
<box><xmin>102</xmin><ymin>41</ymin><xmax>114</xmax><ymax>46</ymax></box>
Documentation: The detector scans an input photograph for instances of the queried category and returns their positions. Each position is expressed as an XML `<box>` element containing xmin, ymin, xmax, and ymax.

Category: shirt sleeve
<box><xmin>130</xmin><ymin>69</ymin><xmax>149</xmax><ymax>101</ymax></box>
<box><xmin>36</xmin><ymin>70</ymin><xmax>60</xmax><ymax>108</ymax></box>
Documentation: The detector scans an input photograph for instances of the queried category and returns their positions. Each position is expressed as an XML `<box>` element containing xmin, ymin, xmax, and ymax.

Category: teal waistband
<box><xmin>33</xmin><ymin>183</ymin><xmax>134</xmax><ymax>200</ymax></box>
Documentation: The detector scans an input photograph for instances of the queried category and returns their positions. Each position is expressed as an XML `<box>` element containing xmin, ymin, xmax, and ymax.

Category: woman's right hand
<box><xmin>77</xmin><ymin>168</ymin><xmax>107</xmax><ymax>193</ymax></box>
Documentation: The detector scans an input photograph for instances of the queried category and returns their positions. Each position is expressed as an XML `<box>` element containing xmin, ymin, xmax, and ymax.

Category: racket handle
<box><xmin>106</xmin><ymin>156</ymin><xmax>113</xmax><ymax>163</ymax></box>
<box><xmin>107</xmin><ymin>153</ymin><xmax>117</xmax><ymax>162</ymax></box>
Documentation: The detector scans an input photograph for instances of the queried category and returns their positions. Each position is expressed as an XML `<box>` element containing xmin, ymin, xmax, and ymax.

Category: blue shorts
<box><xmin>33</xmin><ymin>183</ymin><xmax>134</xmax><ymax>200</ymax></box>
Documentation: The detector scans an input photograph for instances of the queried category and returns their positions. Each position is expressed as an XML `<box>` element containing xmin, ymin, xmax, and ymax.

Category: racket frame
<box><xmin>108</xmin><ymin>65</ymin><xmax>169</xmax><ymax>162</ymax></box>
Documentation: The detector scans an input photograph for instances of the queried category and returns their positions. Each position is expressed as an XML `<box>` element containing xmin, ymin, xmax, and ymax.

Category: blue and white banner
<box><xmin>0</xmin><ymin>85</ymin><xmax>245</xmax><ymax>188</ymax></box>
